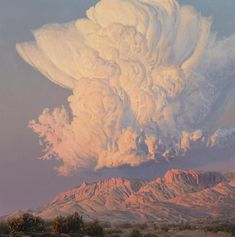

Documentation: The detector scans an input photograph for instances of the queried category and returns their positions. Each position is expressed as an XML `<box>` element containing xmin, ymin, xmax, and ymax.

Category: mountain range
<box><xmin>10</xmin><ymin>168</ymin><xmax>233</xmax><ymax>223</ymax></box>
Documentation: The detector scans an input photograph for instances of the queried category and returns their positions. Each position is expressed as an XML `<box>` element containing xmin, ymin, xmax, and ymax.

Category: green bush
<box><xmin>8</xmin><ymin>213</ymin><xmax>46</xmax><ymax>234</ymax></box>
<box><xmin>203</xmin><ymin>223</ymin><xmax>235</xmax><ymax>236</ymax></box>
<box><xmin>0</xmin><ymin>222</ymin><xmax>9</xmax><ymax>234</ymax></box>
<box><xmin>144</xmin><ymin>234</ymin><xmax>158</xmax><ymax>237</ymax></box>
<box><xmin>65</xmin><ymin>212</ymin><xmax>84</xmax><ymax>234</ymax></box>
<box><xmin>85</xmin><ymin>220</ymin><xmax>105</xmax><ymax>236</ymax></box>
<box><xmin>116</xmin><ymin>222</ymin><xmax>133</xmax><ymax>229</ymax></box>
<box><xmin>130</xmin><ymin>229</ymin><xmax>141</xmax><ymax>237</ymax></box>
<box><xmin>160</xmin><ymin>225</ymin><xmax>169</xmax><ymax>232</ymax></box>
<box><xmin>52</xmin><ymin>216</ymin><xmax>65</xmax><ymax>234</ymax></box>
<box><xmin>177</xmin><ymin>223</ymin><xmax>194</xmax><ymax>231</ymax></box>
<box><xmin>106</xmin><ymin>228</ymin><xmax>123</xmax><ymax>234</ymax></box>
<box><xmin>52</xmin><ymin>212</ymin><xmax>84</xmax><ymax>235</ymax></box>
<box><xmin>134</xmin><ymin>223</ymin><xmax>148</xmax><ymax>229</ymax></box>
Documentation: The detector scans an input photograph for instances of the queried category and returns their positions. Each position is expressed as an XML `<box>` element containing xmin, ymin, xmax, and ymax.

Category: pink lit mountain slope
<box><xmin>18</xmin><ymin>169</ymin><xmax>235</xmax><ymax>222</ymax></box>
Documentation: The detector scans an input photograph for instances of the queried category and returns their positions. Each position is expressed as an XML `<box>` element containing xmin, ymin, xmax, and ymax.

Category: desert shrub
<box><xmin>102</xmin><ymin>222</ymin><xmax>112</xmax><ymax>228</ymax></box>
<box><xmin>160</xmin><ymin>225</ymin><xmax>169</xmax><ymax>232</ymax></box>
<box><xmin>52</xmin><ymin>212</ymin><xmax>84</xmax><ymax>235</ymax></box>
<box><xmin>134</xmin><ymin>223</ymin><xmax>148</xmax><ymax>230</ymax></box>
<box><xmin>29</xmin><ymin>234</ymin><xmax>58</xmax><ymax>237</ymax></box>
<box><xmin>0</xmin><ymin>222</ymin><xmax>9</xmax><ymax>234</ymax></box>
<box><xmin>153</xmin><ymin>224</ymin><xmax>159</xmax><ymax>231</ymax></box>
<box><xmin>106</xmin><ymin>228</ymin><xmax>123</xmax><ymax>234</ymax></box>
<box><xmin>130</xmin><ymin>229</ymin><xmax>141</xmax><ymax>237</ymax></box>
<box><xmin>116</xmin><ymin>222</ymin><xmax>133</xmax><ymax>229</ymax></box>
<box><xmin>204</xmin><ymin>225</ymin><xmax>218</xmax><ymax>233</ymax></box>
<box><xmin>8</xmin><ymin>213</ymin><xmax>46</xmax><ymax>234</ymax></box>
<box><xmin>44</xmin><ymin>220</ymin><xmax>53</xmax><ymax>233</ymax></box>
<box><xmin>177</xmin><ymin>223</ymin><xmax>194</xmax><ymax>231</ymax></box>
<box><xmin>65</xmin><ymin>212</ymin><xmax>84</xmax><ymax>234</ymax></box>
<box><xmin>220</xmin><ymin>223</ymin><xmax>235</xmax><ymax>236</ymax></box>
<box><xmin>203</xmin><ymin>223</ymin><xmax>235</xmax><ymax>236</ymax></box>
<box><xmin>144</xmin><ymin>233</ymin><xmax>158</xmax><ymax>237</ymax></box>
<box><xmin>85</xmin><ymin>220</ymin><xmax>105</xmax><ymax>236</ymax></box>
<box><xmin>52</xmin><ymin>216</ymin><xmax>66</xmax><ymax>234</ymax></box>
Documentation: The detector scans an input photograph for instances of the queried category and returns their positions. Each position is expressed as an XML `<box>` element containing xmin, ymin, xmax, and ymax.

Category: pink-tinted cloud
<box><xmin>17</xmin><ymin>0</ymin><xmax>235</xmax><ymax>175</ymax></box>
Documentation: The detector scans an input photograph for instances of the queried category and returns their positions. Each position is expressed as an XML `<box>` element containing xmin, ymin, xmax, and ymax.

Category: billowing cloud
<box><xmin>17</xmin><ymin>0</ymin><xmax>235</xmax><ymax>175</ymax></box>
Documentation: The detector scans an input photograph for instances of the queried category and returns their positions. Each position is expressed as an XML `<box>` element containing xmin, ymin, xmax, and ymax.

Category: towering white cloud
<box><xmin>17</xmin><ymin>0</ymin><xmax>235</xmax><ymax>175</ymax></box>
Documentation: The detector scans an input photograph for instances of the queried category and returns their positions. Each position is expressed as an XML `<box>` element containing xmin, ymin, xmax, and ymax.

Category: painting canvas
<box><xmin>0</xmin><ymin>0</ymin><xmax>235</xmax><ymax>236</ymax></box>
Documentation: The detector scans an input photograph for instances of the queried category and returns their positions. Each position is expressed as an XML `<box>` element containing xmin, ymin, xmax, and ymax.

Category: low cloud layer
<box><xmin>17</xmin><ymin>0</ymin><xmax>235</xmax><ymax>175</ymax></box>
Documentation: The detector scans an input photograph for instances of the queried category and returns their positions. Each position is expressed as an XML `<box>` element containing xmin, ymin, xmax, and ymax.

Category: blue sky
<box><xmin>0</xmin><ymin>0</ymin><xmax>235</xmax><ymax>216</ymax></box>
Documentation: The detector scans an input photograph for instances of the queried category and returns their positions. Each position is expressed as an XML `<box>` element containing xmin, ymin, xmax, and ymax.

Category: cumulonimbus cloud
<box><xmin>17</xmin><ymin>0</ymin><xmax>235</xmax><ymax>175</ymax></box>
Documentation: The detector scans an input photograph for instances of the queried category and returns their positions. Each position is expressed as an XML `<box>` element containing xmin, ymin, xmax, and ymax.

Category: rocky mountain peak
<box><xmin>9</xmin><ymin>169</ymin><xmax>234</xmax><ymax>223</ymax></box>
<box><xmin>163</xmin><ymin>169</ymin><xmax>225</xmax><ymax>188</ymax></box>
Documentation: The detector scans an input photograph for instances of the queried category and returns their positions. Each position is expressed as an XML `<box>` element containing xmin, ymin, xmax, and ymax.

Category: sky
<box><xmin>0</xmin><ymin>0</ymin><xmax>235</xmax><ymax>216</ymax></box>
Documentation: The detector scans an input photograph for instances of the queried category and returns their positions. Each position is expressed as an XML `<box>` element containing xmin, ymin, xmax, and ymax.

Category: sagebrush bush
<box><xmin>85</xmin><ymin>220</ymin><xmax>105</xmax><ymax>236</ymax></box>
<box><xmin>8</xmin><ymin>213</ymin><xmax>46</xmax><ymax>234</ymax></box>
<box><xmin>203</xmin><ymin>223</ymin><xmax>235</xmax><ymax>236</ymax></box>
<box><xmin>0</xmin><ymin>222</ymin><xmax>9</xmax><ymax>234</ymax></box>
<box><xmin>130</xmin><ymin>229</ymin><xmax>141</xmax><ymax>237</ymax></box>
<box><xmin>52</xmin><ymin>212</ymin><xmax>84</xmax><ymax>234</ymax></box>
<box><xmin>143</xmin><ymin>233</ymin><xmax>158</xmax><ymax>237</ymax></box>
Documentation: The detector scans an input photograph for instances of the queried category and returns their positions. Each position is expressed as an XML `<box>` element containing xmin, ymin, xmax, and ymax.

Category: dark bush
<box><xmin>52</xmin><ymin>212</ymin><xmax>84</xmax><ymax>235</ymax></box>
<box><xmin>130</xmin><ymin>229</ymin><xmax>141</xmax><ymax>237</ymax></box>
<box><xmin>177</xmin><ymin>223</ymin><xmax>194</xmax><ymax>231</ymax></box>
<box><xmin>8</xmin><ymin>213</ymin><xmax>46</xmax><ymax>234</ymax></box>
<box><xmin>106</xmin><ymin>228</ymin><xmax>123</xmax><ymax>234</ymax></box>
<box><xmin>85</xmin><ymin>220</ymin><xmax>105</xmax><ymax>236</ymax></box>
<box><xmin>0</xmin><ymin>222</ymin><xmax>9</xmax><ymax>234</ymax></box>
<box><xmin>116</xmin><ymin>222</ymin><xmax>133</xmax><ymax>229</ymax></box>
<box><xmin>144</xmin><ymin>234</ymin><xmax>158</xmax><ymax>237</ymax></box>
<box><xmin>52</xmin><ymin>216</ymin><xmax>65</xmax><ymax>234</ymax></box>
<box><xmin>160</xmin><ymin>225</ymin><xmax>169</xmax><ymax>232</ymax></box>
<box><xmin>65</xmin><ymin>212</ymin><xmax>84</xmax><ymax>234</ymax></box>
<box><xmin>203</xmin><ymin>223</ymin><xmax>235</xmax><ymax>236</ymax></box>
<box><xmin>134</xmin><ymin>223</ymin><xmax>148</xmax><ymax>230</ymax></box>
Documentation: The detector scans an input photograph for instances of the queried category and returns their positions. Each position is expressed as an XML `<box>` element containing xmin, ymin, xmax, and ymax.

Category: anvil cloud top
<box><xmin>17</xmin><ymin>0</ymin><xmax>235</xmax><ymax>175</ymax></box>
